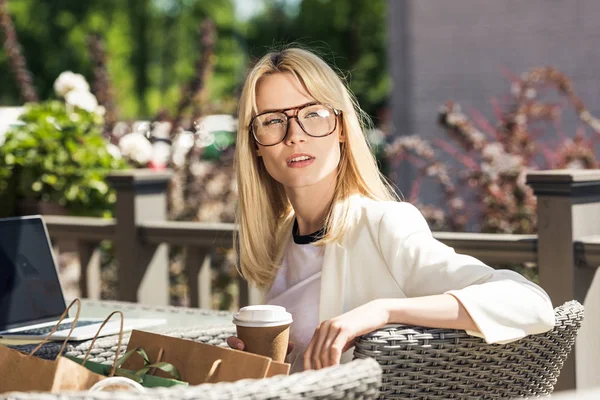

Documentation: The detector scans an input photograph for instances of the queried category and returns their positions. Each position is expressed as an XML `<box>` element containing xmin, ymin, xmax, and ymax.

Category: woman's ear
<box><xmin>338</xmin><ymin>127</ymin><xmax>345</xmax><ymax>143</ymax></box>
<box><xmin>255</xmin><ymin>145</ymin><xmax>262</xmax><ymax>157</ymax></box>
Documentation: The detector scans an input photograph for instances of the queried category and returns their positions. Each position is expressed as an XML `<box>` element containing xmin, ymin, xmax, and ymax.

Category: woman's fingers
<box><xmin>303</xmin><ymin>326</ymin><xmax>320</xmax><ymax>371</ymax></box>
<box><xmin>226</xmin><ymin>336</ymin><xmax>245</xmax><ymax>350</ymax></box>
<box><xmin>304</xmin><ymin>321</ymin><xmax>348</xmax><ymax>370</ymax></box>
<box><xmin>320</xmin><ymin>325</ymin><xmax>339</xmax><ymax>367</ymax></box>
<box><xmin>329</xmin><ymin>329</ymin><xmax>349</xmax><ymax>366</ymax></box>
<box><xmin>311</xmin><ymin>322</ymin><xmax>332</xmax><ymax>370</ymax></box>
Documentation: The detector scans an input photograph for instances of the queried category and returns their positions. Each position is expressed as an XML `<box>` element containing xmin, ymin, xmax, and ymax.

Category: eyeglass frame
<box><xmin>248</xmin><ymin>102</ymin><xmax>342</xmax><ymax>147</ymax></box>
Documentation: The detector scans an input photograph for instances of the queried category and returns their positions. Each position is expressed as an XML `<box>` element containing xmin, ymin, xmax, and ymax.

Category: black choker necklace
<box><xmin>292</xmin><ymin>219</ymin><xmax>325</xmax><ymax>244</ymax></box>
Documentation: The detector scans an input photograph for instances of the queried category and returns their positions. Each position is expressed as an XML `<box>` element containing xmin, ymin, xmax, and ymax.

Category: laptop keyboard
<box><xmin>12</xmin><ymin>320</ymin><xmax>100</xmax><ymax>336</ymax></box>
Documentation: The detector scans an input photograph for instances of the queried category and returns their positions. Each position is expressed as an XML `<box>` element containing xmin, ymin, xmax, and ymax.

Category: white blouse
<box><xmin>265</xmin><ymin>225</ymin><xmax>324</xmax><ymax>373</ymax></box>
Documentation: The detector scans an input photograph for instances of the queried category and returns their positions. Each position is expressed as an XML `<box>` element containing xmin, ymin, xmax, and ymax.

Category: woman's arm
<box><xmin>378</xmin><ymin>294</ymin><xmax>479</xmax><ymax>332</ymax></box>
<box><xmin>302</xmin><ymin>294</ymin><xmax>478</xmax><ymax>370</ymax></box>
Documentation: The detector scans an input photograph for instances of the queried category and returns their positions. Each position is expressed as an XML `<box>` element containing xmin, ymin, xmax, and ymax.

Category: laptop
<box><xmin>0</xmin><ymin>215</ymin><xmax>165</xmax><ymax>341</ymax></box>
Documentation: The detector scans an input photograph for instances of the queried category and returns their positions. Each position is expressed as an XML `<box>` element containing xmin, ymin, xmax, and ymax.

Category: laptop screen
<box><xmin>0</xmin><ymin>216</ymin><xmax>66</xmax><ymax>330</ymax></box>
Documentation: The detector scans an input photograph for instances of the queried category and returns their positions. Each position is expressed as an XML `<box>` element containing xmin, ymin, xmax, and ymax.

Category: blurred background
<box><xmin>1</xmin><ymin>0</ymin><xmax>600</xmax><ymax>307</ymax></box>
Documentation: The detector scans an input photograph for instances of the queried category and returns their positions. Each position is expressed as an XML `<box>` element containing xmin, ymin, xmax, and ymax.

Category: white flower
<box><xmin>514</xmin><ymin>113</ymin><xmax>528</xmax><ymax>125</ymax></box>
<box><xmin>481</xmin><ymin>162</ymin><xmax>499</xmax><ymax>180</ymax></box>
<box><xmin>517</xmin><ymin>169</ymin><xmax>530</xmax><ymax>188</ymax></box>
<box><xmin>566</xmin><ymin>160</ymin><xmax>586</xmax><ymax>169</ymax></box>
<box><xmin>482</xmin><ymin>143</ymin><xmax>505</xmax><ymax>160</ymax></box>
<box><xmin>450</xmin><ymin>198</ymin><xmax>465</xmax><ymax>210</ymax></box>
<box><xmin>471</xmin><ymin>131</ymin><xmax>486</xmax><ymax>145</ymax></box>
<box><xmin>495</xmin><ymin>153</ymin><xmax>523</xmax><ymax>173</ymax></box>
<box><xmin>446</xmin><ymin>113</ymin><xmax>466</xmax><ymax>125</ymax></box>
<box><xmin>54</xmin><ymin>71</ymin><xmax>90</xmax><ymax>98</ymax></box>
<box><xmin>151</xmin><ymin>121</ymin><xmax>172</xmax><ymax>139</ymax></box>
<box><xmin>196</xmin><ymin>114</ymin><xmax>236</xmax><ymax>133</ymax></box>
<box><xmin>111</xmin><ymin>122</ymin><xmax>131</xmax><ymax>138</ymax></box>
<box><xmin>524</xmin><ymin>88</ymin><xmax>537</xmax><ymax>99</ymax></box>
<box><xmin>366</xmin><ymin>128</ymin><xmax>385</xmax><ymax>146</ymax></box>
<box><xmin>190</xmin><ymin>161</ymin><xmax>211</xmax><ymax>177</ymax></box>
<box><xmin>106</xmin><ymin>143</ymin><xmax>122</xmax><ymax>160</ymax></box>
<box><xmin>511</xmin><ymin>82</ymin><xmax>520</xmax><ymax>96</ymax></box>
<box><xmin>171</xmin><ymin>151</ymin><xmax>187</xmax><ymax>168</ymax></box>
<box><xmin>132</xmin><ymin>121</ymin><xmax>151</xmax><ymax>137</ymax></box>
<box><xmin>119</xmin><ymin>132</ymin><xmax>153</xmax><ymax>165</ymax></box>
<box><xmin>171</xmin><ymin>131</ymin><xmax>195</xmax><ymax>167</ymax></box>
<box><xmin>65</xmin><ymin>90</ymin><xmax>99</xmax><ymax>113</ymax></box>
<box><xmin>0</xmin><ymin>107</ymin><xmax>24</xmax><ymax>143</ymax></box>
<box><xmin>152</xmin><ymin>142</ymin><xmax>171</xmax><ymax>166</ymax></box>
<box><xmin>173</xmin><ymin>131</ymin><xmax>195</xmax><ymax>151</ymax></box>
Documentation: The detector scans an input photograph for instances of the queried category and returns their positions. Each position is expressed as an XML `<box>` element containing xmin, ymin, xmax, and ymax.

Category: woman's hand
<box><xmin>303</xmin><ymin>300</ymin><xmax>389</xmax><ymax>370</ymax></box>
<box><xmin>227</xmin><ymin>336</ymin><xmax>295</xmax><ymax>354</ymax></box>
<box><xmin>226</xmin><ymin>336</ymin><xmax>246</xmax><ymax>351</ymax></box>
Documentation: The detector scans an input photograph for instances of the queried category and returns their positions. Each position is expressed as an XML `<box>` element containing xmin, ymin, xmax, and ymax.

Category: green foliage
<box><xmin>0</xmin><ymin>101</ymin><xmax>128</xmax><ymax>217</ymax></box>
<box><xmin>1</xmin><ymin>0</ymin><xmax>245</xmax><ymax>118</ymax></box>
<box><xmin>0</xmin><ymin>0</ymin><xmax>108</xmax><ymax>104</ymax></box>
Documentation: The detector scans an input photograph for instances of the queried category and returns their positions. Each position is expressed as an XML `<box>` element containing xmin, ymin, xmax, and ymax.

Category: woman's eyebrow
<box><xmin>257</xmin><ymin>101</ymin><xmax>317</xmax><ymax>114</ymax></box>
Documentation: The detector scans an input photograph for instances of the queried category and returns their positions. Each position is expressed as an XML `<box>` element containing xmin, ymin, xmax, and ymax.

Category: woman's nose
<box><xmin>284</xmin><ymin>117</ymin><xmax>307</xmax><ymax>144</ymax></box>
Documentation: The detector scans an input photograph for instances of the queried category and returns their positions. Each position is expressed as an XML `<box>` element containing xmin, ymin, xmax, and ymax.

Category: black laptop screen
<box><xmin>0</xmin><ymin>217</ymin><xmax>66</xmax><ymax>330</ymax></box>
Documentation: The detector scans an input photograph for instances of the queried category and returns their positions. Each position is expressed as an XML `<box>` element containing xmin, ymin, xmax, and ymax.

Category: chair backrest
<box><xmin>353</xmin><ymin>300</ymin><xmax>584</xmax><ymax>399</ymax></box>
<box><xmin>3</xmin><ymin>357</ymin><xmax>382</xmax><ymax>400</ymax></box>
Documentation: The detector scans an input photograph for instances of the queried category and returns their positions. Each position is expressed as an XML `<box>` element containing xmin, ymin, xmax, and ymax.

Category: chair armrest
<box><xmin>354</xmin><ymin>300</ymin><xmax>583</xmax><ymax>399</ymax></box>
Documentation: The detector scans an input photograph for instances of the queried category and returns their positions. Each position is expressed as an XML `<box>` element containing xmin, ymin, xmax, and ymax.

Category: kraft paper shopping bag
<box><xmin>0</xmin><ymin>299</ymin><xmax>106</xmax><ymax>394</ymax></box>
<box><xmin>121</xmin><ymin>330</ymin><xmax>290</xmax><ymax>385</ymax></box>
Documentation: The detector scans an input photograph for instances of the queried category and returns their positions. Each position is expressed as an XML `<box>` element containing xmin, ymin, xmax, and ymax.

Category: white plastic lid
<box><xmin>233</xmin><ymin>305</ymin><xmax>293</xmax><ymax>328</ymax></box>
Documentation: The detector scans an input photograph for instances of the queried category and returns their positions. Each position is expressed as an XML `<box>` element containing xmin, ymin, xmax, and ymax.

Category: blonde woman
<box><xmin>227</xmin><ymin>47</ymin><xmax>555</xmax><ymax>373</ymax></box>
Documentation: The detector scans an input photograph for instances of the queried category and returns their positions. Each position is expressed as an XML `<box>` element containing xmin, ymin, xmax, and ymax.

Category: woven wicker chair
<box><xmin>354</xmin><ymin>300</ymin><xmax>583</xmax><ymax>399</ymax></box>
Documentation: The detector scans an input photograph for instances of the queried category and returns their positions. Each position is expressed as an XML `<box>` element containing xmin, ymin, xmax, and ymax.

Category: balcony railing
<box><xmin>36</xmin><ymin>169</ymin><xmax>600</xmax><ymax>392</ymax></box>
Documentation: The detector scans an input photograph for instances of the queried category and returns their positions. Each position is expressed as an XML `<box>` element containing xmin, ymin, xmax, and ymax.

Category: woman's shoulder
<box><xmin>348</xmin><ymin>196</ymin><xmax>430</xmax><ymax>239</ymax></box>
<box><xmin>353</xmin><ymin>196</ymin><xmax>425</xmax><ymax>222</ymax></box>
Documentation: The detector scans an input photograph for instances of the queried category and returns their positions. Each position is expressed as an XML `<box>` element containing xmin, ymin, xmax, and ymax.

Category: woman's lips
<box><xmin>286</xmin><ymin>154</ymin><xmax>315</xmax><ymax>168</ymax></box>
<box><xmin>287</xmin><ymin>158</ymin><xmax>315</xmax><ymax>168</ymax></box>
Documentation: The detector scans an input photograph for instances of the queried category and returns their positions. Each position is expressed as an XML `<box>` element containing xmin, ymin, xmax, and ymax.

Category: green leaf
<box><xmin>134</xmin><ymin>362</ymin><xmax>182</xmax><ymax>380</ymax></box>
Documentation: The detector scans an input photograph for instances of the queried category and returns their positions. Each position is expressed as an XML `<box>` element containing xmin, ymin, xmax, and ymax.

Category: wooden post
<box><xmin>238</xmin><ymin>275</ymin><xmax>264</xmax><ymax>307</ymax></box>
<box><xmin>77</xmin><ymin>241</ymin><xmax>101</xmax><ymax>299</ymax></box>
<box><xmin>527</xmin><ymin>169</ymin><xmax>600</xmax><ymax>391</ymax></box>
<box><xmin>185</xmin><ymin>246</ymin><xmax>212</xmax><ymax>309</ymax></box>
<box><xmin>107</xmin><ymin>169</ymin><xmax>172</xmax><ymax>305</ymax></box>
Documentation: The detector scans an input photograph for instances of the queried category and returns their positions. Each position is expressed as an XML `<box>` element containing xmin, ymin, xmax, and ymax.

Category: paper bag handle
<box><xmin>204</xmin><ymin>359</ymin><xmax>222</xmax><ymax>383</ymax></box>
<box><xmin>81</xmin><ymin>310</ymin><xmax>125</xmax><ymax>377</ymax></box>
<box><xmin>30</xmin><ymin>298</ymin><xmax>82</xmax><ymax>358</ymax></box>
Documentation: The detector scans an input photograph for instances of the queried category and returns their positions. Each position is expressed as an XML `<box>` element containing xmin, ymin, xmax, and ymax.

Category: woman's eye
<box><xmin>263</xmin><ymin>118</ymin><xmax>284</xmax><ymax>126</ymax></box>
<box><xmin>305</xmin><ymin>110</ymin><xmax>328</xmax><ymax>119</ymax></box>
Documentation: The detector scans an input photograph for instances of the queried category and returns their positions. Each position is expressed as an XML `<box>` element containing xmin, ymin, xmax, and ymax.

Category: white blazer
<box><xmin>281</xmin><ymin>196</ymin><xmax>555</xmax><ymax>362</ymax></box>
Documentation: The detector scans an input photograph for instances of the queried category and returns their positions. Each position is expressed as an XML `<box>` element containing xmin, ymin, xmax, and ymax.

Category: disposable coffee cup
<box><xmin>233</xmin><ymin>305</ymin><xmax>293</xmax><ymax>363</ymax></box>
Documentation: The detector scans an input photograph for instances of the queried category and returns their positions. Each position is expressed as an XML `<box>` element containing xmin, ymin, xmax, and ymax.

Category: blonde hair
<box><xmin>234</xmin><ymin>47</ymin><xmax>398</xmax><ymax>290</ymax></box>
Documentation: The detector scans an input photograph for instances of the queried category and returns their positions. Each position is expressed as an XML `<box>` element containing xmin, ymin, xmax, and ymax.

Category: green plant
<box><xmin>0</xmin><ymin>100</ymin><xmax>127</xmax><ymax>218</ymax></box>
